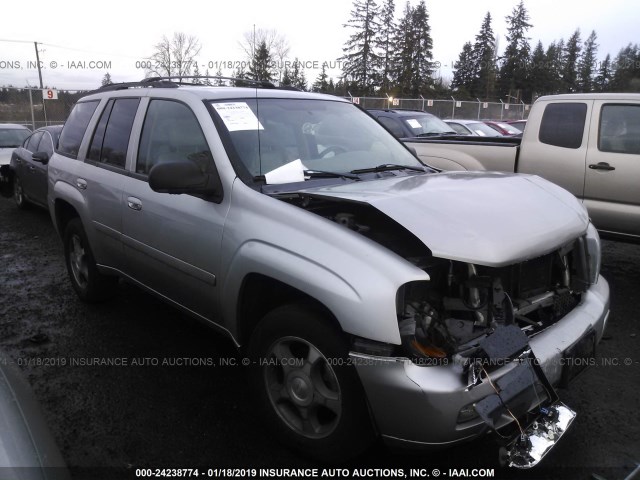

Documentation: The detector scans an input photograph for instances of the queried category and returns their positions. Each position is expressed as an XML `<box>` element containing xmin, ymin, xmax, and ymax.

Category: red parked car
<box><xmin>483</xmin><ymin>120</ymin><xmax>522</xmax><ymax>136</ymax></box>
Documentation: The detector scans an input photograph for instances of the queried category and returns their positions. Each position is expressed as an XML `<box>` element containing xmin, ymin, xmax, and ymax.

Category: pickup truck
<box><xmin>404</xmin><ymin>94</ymin><xmax>640</xmax><ymax>242</ymax></box>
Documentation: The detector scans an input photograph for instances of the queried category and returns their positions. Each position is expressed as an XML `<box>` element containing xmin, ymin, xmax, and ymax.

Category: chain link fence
<box><xmin>346</xmin><ymin>96</ymin><xmax>530</xmax><ymax>121</ymax></box>
<box><xmin>0</xmin><ymin>86</ymin><xmax>530</xmax><ymax>131</ymax></box>
<box><xmin>0</xmin><ymin>86</ymin><xmax>88</xmax><ymax>130</ymax></box>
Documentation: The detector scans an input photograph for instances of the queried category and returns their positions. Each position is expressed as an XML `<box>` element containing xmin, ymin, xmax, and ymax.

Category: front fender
<box><xmin>221</xmin><ymin>240</ymin><xmax>428</xmax><ymax>345</ymax></box>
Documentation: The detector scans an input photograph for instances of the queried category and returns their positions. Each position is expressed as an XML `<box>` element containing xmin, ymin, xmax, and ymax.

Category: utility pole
<box><xmin>34</xmin><ymin>42</ymin><xmax>44</xmax><ymax>88</ymax></box>
<box><xmin>33</xmin><ymin>41</ymin><xmax>47</xmax><ymax>125</ymax></box>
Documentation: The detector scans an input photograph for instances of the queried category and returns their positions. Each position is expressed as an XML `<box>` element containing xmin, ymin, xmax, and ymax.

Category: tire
<box><xmin>13</xmin><ymin>174</ymin><xmax>28</xmax><ymax>209</ymax></box>
<box><xmin>247</xmin><ymin>303</ymin><xmax>375</xmax><ymax>462</ymax></box>
<box><xmin>63</xmin><ymin>218</ymin><xmax>117</xmax><ymax>302</ymax></box>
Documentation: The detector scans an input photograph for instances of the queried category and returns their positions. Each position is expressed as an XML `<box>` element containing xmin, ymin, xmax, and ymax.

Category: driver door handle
<box><xmin>127</xmin><ymin>197</ymin><xmax>142</xmax><ymax>211</ymax></box>
<box><xmin>588</xmin><ymin>162</ymin><xmax>615</xmax><ymax>171</ymax></box>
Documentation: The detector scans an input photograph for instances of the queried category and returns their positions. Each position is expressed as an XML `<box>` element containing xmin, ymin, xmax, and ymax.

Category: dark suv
<box><xmin>367</xmin><ymin>109</ymin><xmax>456</xmax><ymax>138</ymax></box>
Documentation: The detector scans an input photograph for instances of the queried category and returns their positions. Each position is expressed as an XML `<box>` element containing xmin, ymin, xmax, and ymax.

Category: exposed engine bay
<box><xmin>281</xmin><ymin>193</ymin><xmax>591</xmax><ymax>361</ymax></box>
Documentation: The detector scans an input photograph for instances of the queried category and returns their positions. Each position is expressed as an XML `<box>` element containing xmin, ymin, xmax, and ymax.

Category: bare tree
<box><xmin>147</xmin><ymin>32</ymin><xmax>202</xmax><ymax>80</ymax></box>
<box><xmin>239</xmin><ymin>28</ymin><xmax>290</xmax><ymax>81</ymax></box>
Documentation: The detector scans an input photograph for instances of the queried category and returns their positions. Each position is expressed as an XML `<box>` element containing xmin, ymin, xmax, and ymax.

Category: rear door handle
<box><xmin>76</xmin><ymin>178</ymin><xmax>87</xmax><ymax>189</ymax></box>
<box><xmin>588</xmin><ymin>162</ymin><xmax>615</xmax><ymax>171</ymax></box>
<box><xmin>127</xmin><ymin>197</ymin><xmax>142</xmax><ymax>211</ymax></box>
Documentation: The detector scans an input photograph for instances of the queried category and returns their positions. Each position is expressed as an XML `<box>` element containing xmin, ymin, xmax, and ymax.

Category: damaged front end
<box><xmin>277</xmin><ymin>184</ymin><xmax>605</xmax><ymax>468</ymax></box>
<box><xmin>393</xmin><ymin>224</ymin><xmax>601</xmax><ymax>467</ymax></box>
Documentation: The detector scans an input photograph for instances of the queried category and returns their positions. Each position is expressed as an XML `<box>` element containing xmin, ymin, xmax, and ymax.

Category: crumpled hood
<box><xmin>301</xmin><ymin>171</ymin><xmax>589</xmax><ymax>266</ymax></box>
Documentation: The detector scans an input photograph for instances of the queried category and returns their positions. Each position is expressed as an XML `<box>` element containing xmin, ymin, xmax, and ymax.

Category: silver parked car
<box><xmin>0</xmin><ymin>123</ymin><xmax>31</xmax><ymax>196</ymax></box>
<box><xmin>446</xmin><ymin>119</ymin><xmax>504</xmax><ymax>137</ymax></box>
<box><xmin>47</xmin><ymin>78</ymin><xmax>609</xmax><ymax>467</ymax></box>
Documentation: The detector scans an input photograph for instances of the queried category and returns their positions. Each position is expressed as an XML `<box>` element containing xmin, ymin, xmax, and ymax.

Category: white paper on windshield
<box><xmin>264</xmin><ymin>159</ymin><xmax>307</xmax><ymax>184</ymax></box>
<box><xmin>406</xmin><ymin>119</ymin><xmax>422</xmax><ymax>129</ymax></box>
<box><xmin>212</xmin><ymin>102</ymin><xmax>264</xmax><ymax>131</ymax></box>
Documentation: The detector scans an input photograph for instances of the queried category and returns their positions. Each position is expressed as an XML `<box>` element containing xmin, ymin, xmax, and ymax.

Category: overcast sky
<box><xmin>0</xmin><ymin>0</ymin><xmax>636</xmax><ymax>92</ymax></box>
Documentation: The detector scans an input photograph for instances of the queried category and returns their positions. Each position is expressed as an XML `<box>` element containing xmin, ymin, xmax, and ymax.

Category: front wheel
<box><xmin>247</xmin><ymin>304</ymin><xmax>375</xmax><ymax>462</ymax></box>
<box><xmin>13</xmin><ymin>175</ymin><xmax>28</xmax><ymax>209</ymax></box>
<box><xmin>63</xmin><ymin>218</ymin><xmax>117</xmax><ymax>302</ymax></box>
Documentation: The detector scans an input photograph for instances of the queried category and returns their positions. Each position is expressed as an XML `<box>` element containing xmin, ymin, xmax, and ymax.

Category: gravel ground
<box><xmin>0</xmin><ymin>195</ymin><xmax>638</xmax><ymax>480</ymax></box>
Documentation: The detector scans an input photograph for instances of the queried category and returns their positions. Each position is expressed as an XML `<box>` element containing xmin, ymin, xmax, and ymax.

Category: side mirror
<box><xmin>148</xmin><ymin>161</ymin><xmax>222</xmax><ymax>199</ymax></box>
<box><xmin>32</xmin><ymin>152</ymin><xmax>50</xmax><ymax>164</ymax></box>
<box><xmin>408</xmin><ymin>146</ymin><xmax>418</xmax><ymax>157</ymax></box>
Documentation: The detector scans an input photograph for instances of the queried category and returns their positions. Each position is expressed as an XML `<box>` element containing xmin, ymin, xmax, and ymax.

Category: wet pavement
<box><xmin>0</xmin><ymin>197</ymin><xmax>638</xmax><ymax>480</ymax></box>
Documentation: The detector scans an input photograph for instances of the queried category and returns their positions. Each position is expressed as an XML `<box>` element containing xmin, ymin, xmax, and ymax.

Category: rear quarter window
<box><xmin>539</xmin><ymin>103</ymin><xmax>587</xmax><ymax>149</ymax></box>
<box><xmin>58</xmin><ymin>101</ymin><xmax>99</xmax><ymax>158</ymax></box>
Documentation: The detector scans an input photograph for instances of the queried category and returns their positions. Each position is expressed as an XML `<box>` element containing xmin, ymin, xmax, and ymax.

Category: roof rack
<box><xmin>96</xmin><ymin>80</ymin><xmax>178</xmax><ymax>92</ymax></box>
<box><xmin>143</xmin><ymin>76</ymin><xmax>276</xmax><ymax>88</ymax></box>
<box><xmin>94</xmin><ymin>76</ymin><xmax>277</xmax><ymax>93</ymax></box>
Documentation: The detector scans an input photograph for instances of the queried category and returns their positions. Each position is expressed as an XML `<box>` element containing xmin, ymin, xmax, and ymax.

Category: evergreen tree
<box><xmin>409</xmin><ymin>0</ymin><xmax>434</xmax><ymax>95</ymax></box>
<box><xmin>248</xmin><ymin>40</ymin><xmax>274</xmax><ymax>81</ymax></box>
<box><xmin>390</xmin><ymin>2</ymin><xmax>415</xmax><ymax>96</ymax></box>
<box><xmin>340</xmin><ymin>0</ymin><xmax>381</xmax><ymax>94</ymax></box>
<box><xmin>313</xmin><ymin>64</ymin><xmax>330</xmax><ymax>92</ymax></box>
<box><xmin>389</xmin><ymin>1</ymin><xmax>433</xmax><ymax>96</ymax></box>
<box><xmin>101</xmin><ymin>72</ymin><xmax>113</xmax><ymax>86</ymax></box>
<box><xmin>578</xmin><ymin>31</ymin><xmax>598</xmax><ymax>92</ymax></box>
<box><xmin>595</xmin><ymin>54</ymin><xmax>613</xmax><ymax>92</ymax></box>
<box><xmin>472</xmin><ymin>12</ymin><xmax>496</xmax><ymax>99</ymax></box>
<box><xmin>327</xmin><ymin>78</ymin><xmax>336</xmax><ymax>94</ymax></box>
<box><xmin>562</xmin><ymin>29</ymin><xmax>582</xmax><ymax>92</ymax></box>
<box><xmin>528</xmin><ymin>41</ymin><xmax>548</xmax><ymax>98</ymax></box>
<box><xmin>545</xmin><ymin>39</ymin><xmax>566</xmax><ymax>94</ymax></box>
<box><xmin>498</xmin><ymin>0</ymin><xmax>533</xmax><ymax>102</ymax></box>
<box><xmin>610</xmin><ymin>44</ymin><xmax>640</xmax><ymax>92</ymax></box>
<box><xmin>233</xmin><ymin>64</ymin><xmax>246</xmax><ymax>86</ymax></box>
<box><xmin>290</xmin><ymin>59</ymin><xmax>307</xmax><ymax>91</ymax></box>
<box><xmin>377</xmin><ymin>0</ymin><xmax>396</xmax><ymax>93</ymax></box>
<box><xmin>281</xmin><ymin>67</ymin><xmax>292</xmax><ymax>86</ymax></box>
<box><xmin>451</xmin><ymin>42</ymin><xmax>475</xmax><ymax>96</ymax></box>
<box><xmin>213</xmin><ymin>68</ymin><xmax>224</xmax><ymax>86</ymax></box>
<box><xmin>192</xmin><ymin>62</ymin><xmax>202</xmax><ymax>84</ymax></box>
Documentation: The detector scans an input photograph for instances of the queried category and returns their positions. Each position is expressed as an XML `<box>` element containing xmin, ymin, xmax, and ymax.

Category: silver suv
<box><xmin>47</xmin><ymin>78</ymin><xmax>610</xmax><ymax>467</ymax></box>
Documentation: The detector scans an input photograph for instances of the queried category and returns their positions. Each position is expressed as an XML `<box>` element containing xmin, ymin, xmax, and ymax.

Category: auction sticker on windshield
<box><xmin>212</xmin><ymin>102</ymin><xmax>264</xmax><ymax>131</ymax></box>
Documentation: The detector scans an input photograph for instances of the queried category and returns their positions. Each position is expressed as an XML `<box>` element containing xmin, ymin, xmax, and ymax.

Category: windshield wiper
<box><xmin>305</xmin><ymin>169</ymin><xmax>360</xmax><ymax>180</ymax></box>
<box><xmin>350</xmin><ymin>164</ymin><xmax>426</xmax><ymax>174</ymax></box>
<box><xmin>416</xmin><ymin>131</ymin><xmax>457</xmax><ymax>137</ymax></box>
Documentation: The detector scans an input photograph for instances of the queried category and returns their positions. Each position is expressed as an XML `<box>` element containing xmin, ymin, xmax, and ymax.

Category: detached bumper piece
<box><xmin>504</xmin><ymin>403</ymin><xmax>576</xmax><ymax>468</ymax></box>
<box><xmin>470</xmin><ymin>325</ymin><xmax>577</xmax><ymax>469</ymax></box>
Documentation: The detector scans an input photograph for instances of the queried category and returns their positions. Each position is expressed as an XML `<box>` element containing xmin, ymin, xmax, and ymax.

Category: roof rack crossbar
<box><xmin>96</xmin><ymin>80</ymin><xmax>179</xmax><ymax>92</ymax></box>
<box><xmin>141</xmin><ymin>76</ymin><xmax>276</xmax><ymax>88</ymax></box>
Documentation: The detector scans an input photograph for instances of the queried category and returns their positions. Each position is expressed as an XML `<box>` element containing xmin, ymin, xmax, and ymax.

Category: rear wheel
<box><xmin>63</xmin><ymin>218</ymin><xmax>117</xmax><ymax>302</ymax></box>
<box><xmin>13</xmin><ymin>175</ymin><xmax>28</xmax><ymax>209</ymax></box>
<box><xmin>248</xmin><ymin>304</ymin><xmax>375</xmax><ymax>461</ymax></box>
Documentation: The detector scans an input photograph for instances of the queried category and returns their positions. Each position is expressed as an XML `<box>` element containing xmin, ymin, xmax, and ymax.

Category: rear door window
<box><xmin>88</xmin><ymin>98</ymin><xmax>140</xmax><ymax>168</ymax></box>
<box><xmin>539</xmin><ymin>103</ymin><xmax>587</xmax><ymax>149</ymax></box>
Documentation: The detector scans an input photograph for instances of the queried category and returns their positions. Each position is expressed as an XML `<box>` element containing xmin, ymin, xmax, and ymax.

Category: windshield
<box><xmin>466</xmin><ymin>122</ymin><xmax>502</xmax><ymax>137</ymax></box>
<box><xmin>211</xmin><ymin>98</ymin><xmax>423</xmax><ymax>182</ymax></box>
<box><xmin>402</xmin><ymin>114</ymin><xmax>454</xmax><ymax>136</ymax></box>
<box><xmin>492</xmin><ymin>122</ymin><xmax>521</xmax><ymax>135</ymax></box>
<box><xmin>0</xmin><ymin>127</ymin><xmax>30</xmax><ymax>148</ymax></box>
